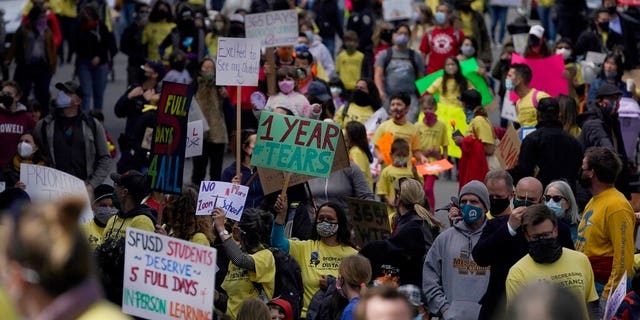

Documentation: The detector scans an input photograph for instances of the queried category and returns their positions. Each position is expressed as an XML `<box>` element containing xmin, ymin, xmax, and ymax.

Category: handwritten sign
<box><xmin>20</xmin><ymin>163</ymin><xmax>93</xmax><ymax>223</ymax></box>
<box><xmin>185</xmin><ymin>120</ymin><xmax>204</xmax><ymax>158</ymax></box>
<box><xmin>215</xmin><ymin>37</ymin><xmax>261</xmax><ymax>86</ymax></box>
<box><xmin>509</xmin><ymin>54</ymin><xmax>567</xmax><ymax>102</ymax></box>
<box><xmin>604</xmin><ymin>271</ymin><xmax>627</xmax><ymax>320</ymax></box>
<box><xmin>496</xmin><ymin>123</ymin><xmax>521</xmax><ymax>169</ymax></box>
<box><xmin>416</xmin><ymin>159</ymin><xmax>454</xmax><ymax>175</ymax></box>
<box><xmin>251</xmin><ymin>112</ymin><xmax>341</xmax><ymax>178</ymax></box>
<box><xmin>148</xmin><ymin>82</ymin><xmax>192</xmax><ymax>195</ymax></box>
<box><xmin>382</xmin><ymin>0</ymin><xmax>412</xmax><ymax>21</ymax></box>
<box><xmin>244</xmin><ymin>9</ymin><xmax>298</xmax><ymax>47</ymax></box>
<box><xmin>122</xmin><ymin>228</ymin><xmax>216</xmax><ymax>320</ymax></box>
<box><xmin>346</xmin><ymin>197</ymin><xmax>391</xmax><ymax>248</ymax></box>
<box><xmin>196</xmin><ymin>181</ymin><xmax>248</xmax><ymax>221</ymax></box>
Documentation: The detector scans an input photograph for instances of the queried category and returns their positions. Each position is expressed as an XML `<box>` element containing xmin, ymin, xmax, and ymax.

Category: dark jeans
<box><xmin>77</xmin><ymin>61</ymin><xmax>108</xmax><ymax>110</ymax></box>
<box><xmin>192</xmin><ymin>141</ymin><xmax>225</xmax><ymax>186</ymax></box>
<box><xmin>489</xmin><ymin>5</ymin><xmax>508</xmax><ymax>44</ymax></box>
<box><xmin>14</xmin><ymin>63</ymin><xmax>51</xmax><ymax>107</ymax></box>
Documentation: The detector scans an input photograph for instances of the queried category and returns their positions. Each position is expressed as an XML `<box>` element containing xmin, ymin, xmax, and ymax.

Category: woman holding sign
<box><xmin>271</xmin><ymin>197</ymin><xmax>357</xmax><ymax>319</ymax></box>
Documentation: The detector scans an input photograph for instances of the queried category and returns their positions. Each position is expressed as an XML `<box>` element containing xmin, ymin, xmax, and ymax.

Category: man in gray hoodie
<box><xmin>422</xmin><ymin>180</ymin><xmax>491</xmax><ymax>320</ymax></box>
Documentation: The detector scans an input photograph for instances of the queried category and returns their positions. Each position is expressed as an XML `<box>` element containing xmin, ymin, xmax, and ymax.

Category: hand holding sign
<box><xmin>197</xmin><ymin>181</ymin><xmax>249</xmax><ymax>221</ymax></box>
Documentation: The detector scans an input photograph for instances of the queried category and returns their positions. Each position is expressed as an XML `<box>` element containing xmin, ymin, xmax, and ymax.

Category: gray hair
<box><xmin>545</xmin><ymin>180</ymin><xmax>579</xmax><ymax>225</ymax></box>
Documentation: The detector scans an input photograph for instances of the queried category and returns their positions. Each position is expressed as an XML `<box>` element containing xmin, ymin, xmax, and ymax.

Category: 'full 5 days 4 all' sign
<box><xmin>251</xmin><ymin>112</ymin><xmax>341</xmax><ymax>178</ymax></box>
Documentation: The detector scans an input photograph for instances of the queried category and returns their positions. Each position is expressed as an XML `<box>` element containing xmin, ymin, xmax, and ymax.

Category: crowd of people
<box><xmin>1</xmin><ymin>0</ymin><xmax>640</xmax><ymax>319</ymax></box>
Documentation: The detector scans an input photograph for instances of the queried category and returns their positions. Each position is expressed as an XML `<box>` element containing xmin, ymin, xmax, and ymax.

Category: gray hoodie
<box><xmin>422</xmin><ymin>219</ymin><xmax>490</xmax><ymax>320</ymax></box>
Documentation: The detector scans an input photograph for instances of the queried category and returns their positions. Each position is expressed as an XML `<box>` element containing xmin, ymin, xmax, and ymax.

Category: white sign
<box><xmin>196</xmin><ymin>181</ymin><xmax>249</xmax><ymax>221</ymax></box>
<box><xmin>216</xmin><ymin>37</ymin><xmax>261</xmax><ymax>86</ymax></box>
<box><xmin>244</xmin><ymin>9</ymin><xmax>298</xmax><ymax>47</ymax></box>
<box><xmin>122</xmin><ymin>228</ymin><xmax>217</xmax><ymax>320</ymax></box>
<box><xmin>185</xmin><ymin>120</ymin><xmax>204</xmax><ymax>158</ymax></box>
<box><xmin>604</xmin><ymin>271</ymin><xmax>628</xmax><ymax>320</ymax></box>
<box><xmin>20</xmin><ymin>163</ymin><xmax>92</xmax><ymax>223</ymax></box>
<box><xmin>382</xmin><ymin>0</ymin><xmax>412</xmax><ymax>21</ymax></box>
<box><xmin>0</xmin><ymin>182</ymin><xmax>4</xmax><ymax>193</ymax></box>
<box><xmin>501</xmin><ymin>96</ymin><xmax>518</xmax><ymax>122</ymax></box>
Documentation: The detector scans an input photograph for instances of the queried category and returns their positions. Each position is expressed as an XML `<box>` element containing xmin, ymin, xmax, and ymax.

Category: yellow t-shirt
<box><xmin>189</xmin><ymin>232</ymin><xmax>210</xmax><ymax>247</ymax></box>
<box><xmin>336</xmin><ymin>50</ymin><xmax>364</xmax><ymax>90</ymax></box>
<box><xmin>50</xmin><ymin>0</ymin><xmax>77</xmax><ymax>17</ymax></box>
<box><xmin>334</xmin><ymin>103</ymin><xmax>375</xmax><ymax>126</ymax></box>
<box><xmin>288</xmin><ymin>240</ymin><xmax>357</xmax><ymax>318</ymax></box>
<box><xmin>377</xmin><ymin>165</ymin><xmax>423</xmax><ymax>224</ymax></box>
<box><xmin>426</xmin><ymin>77</ymin><xmax>474</xmax><ymax>107</ymax></box>
<box><xmin>83</xmin><ymin>220</ymin><xmax>105</xmax><ymax>251</ymax></box>
<box><xmin>350</xmin><ymin>146</ymin><xmax>373</xmax><ymax>190</ymax></box>
<box><xmin>101</xmin><ymin>214</ymin><xmax>155</xmax><ymax>242</ymax></box>
<box><xmin>142</xmin><ymin>22</ymin><xmax>177</xmax><ymax>61</ymax></box>
<box><xmin>415</xmin><ymin>120</ymin><xmax>449</xmax><ymax>157</ymax></box>
<box><xmin>459</xmin><ymin>12</ymin><xmax>474</xmax><ymax>37</ymax></box>
<box><xmin>575</xmin><ymin>188</ymin><xmax>635</xmax><ymax>298</ymax></box>
<box><xmin>466</xmin><ymin>115</ymin><xmax>494</xmax><ymax>144</ymax></box>
<box><xmin>372</xmin><ymin>119</ymin><xmax>420</xmax><ymax>152</ymax></box>
<box><xmin>506</xmin><ymin>248</ymin><xmax>598</xmax><ymax>317</ymax></box>
<box><xmin>205</xmin><ymin>33</ymin><xmax>219</xmax><ymax>59</ymax></box>
<box><xmin>516</xmin><ymin>89</ymin><xmax>550</xmax><ymax>127</ymax></box>
<box><xmin>221</xmin><ymin>248</ymin><xmax>276</xmax><ymax>320</ymax></box>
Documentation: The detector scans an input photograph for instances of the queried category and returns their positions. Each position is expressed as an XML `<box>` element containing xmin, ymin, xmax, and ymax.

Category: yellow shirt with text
<box><xmin>83</xmin><ymin>220</ymin><xmax>105</xmax><ymax>251</ymax></box>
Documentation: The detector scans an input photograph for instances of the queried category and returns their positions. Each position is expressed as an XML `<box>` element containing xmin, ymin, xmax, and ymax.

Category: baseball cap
<box><xmin>529</xmin><ymin>25</ymin><xmax>545</xmax><ymax>39</ymax></box>
<box><xmin>142</xmin><ymin>59</ymin><xmax>165</xmax><ymax>79</ymax></box>
<box><xmin>93</xmin><ymin>184</ymin><xmax>114</xmax><ymax>203</ymax></box>
<box><xmin>458</xmin><ymin>89</ymin><xmax>482</xmax><ymax>107</ymax></box>
<box><xmin>55</xmin><ymin>80</ymin><xmax>83</xmax><ymax>97</ymax></box>
<box><xmin>110</xmin><ymin>170</ymin><xmax>149</xmax><ymax>202</ymax></box>
<box><xmin>595</xmin><ymin>83</ymin><xmax>623</xmax><ymax>98</ymax></box>
<box><xmin>307</xmin><ymin>81</ymin><xmax>331</xmax><ymax>102</ymax></box>
<box><xmin>536</xmin><ymin>97</ymin><xmax>559</xmax><ymax>115</ymax></box>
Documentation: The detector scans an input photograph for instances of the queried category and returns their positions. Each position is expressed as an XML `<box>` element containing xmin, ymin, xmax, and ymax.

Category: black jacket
<box><xmin>508</xmin><ymin>120</ymin><xmax>583</xmax><ymax>189</ymax></box>
<box><xmin>472</xmin><ymin>215</ymin><xmax>575</xmax><ymax>320</ymax></box>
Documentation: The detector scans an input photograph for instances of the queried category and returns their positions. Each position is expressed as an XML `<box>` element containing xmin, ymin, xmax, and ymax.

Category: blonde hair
<box><xmin>2</xmin><ymin>198</ymin><xmax>91</xmax><ymax>295</ymax></box>
<box><xmin>339</xmin><ymin>254</ymin><xmax>372</xmax><ymax>294</ymax></box>
<box><xmin>396</xmin><ymin>178</ymin><xmax>443</xmax><ymax>229</ymax></box>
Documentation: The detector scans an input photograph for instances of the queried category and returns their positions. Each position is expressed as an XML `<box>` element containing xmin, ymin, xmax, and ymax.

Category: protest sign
<box><xmin>416</xmin><ymin>159</ymin><xmax>454</xmax><ymax>176</ymax></box>
<box><xmin>196</xmin><ymin>181</ymin><xmax>249</xmax><ymax>221</ymax></box>
<box><xmin>20</xmin><ymin>163</ymin><xmax>93</xmax><ymax>223</ymax></box>
<box><xmin>415</xmin><ymin>58</ymin><xmax>493</xmax><ymax>105</ymax></box>
<box><xmin>435</xmin><ymin>105</ymin><xmax>468</xmax><ymax>159</ymax></box>
<box><xmin>251</xmin><ymin>112</ymin><xmax>342</xmax><ymax>178</ymax></box>
<box><xmin>122</xmin><ymin>228</ymin><xmax>217</xmax><ymax>320</ymax></box>
<box><xmin>512</xmin><ymin>33</ymin><xmax>528</xmax><ymax>55</ymax></box>
<box><xmin>215</xmin><ymin>37</ymin><xmax>261</xmax><ymax>86</ymax></box>
<box><xmin>376</xmin><ymin>132</ymin><xmax>394</xmax><ymax>166</ymax></box>
<box><xmin>185</xmin><ymin>120</ymin><xmax>204</xmax><ymax>158</ymax></box>
<box><xmin>149</xmin><ymin>82</ymin><xmax>192</xmax><ymax>195</ymax></box>
<box><xmin>257</xmin><ymin>131</ymin><xmax>349</xmax><ymax>195</ymax></box>
<box><xmin>603</xmin><ymin>271</ymin><xmax>627</xmax><ymax>320</ymax></box>
<box><xmin>509</xmin><ymin>54</ymin><xmax>567</xmax><ymax>102</ymax></box>
<box><xmin>382</xmin><ymin>0</ymin><xmax>412</xmax><ymax>21</ymax></box>
<box><xmin>244</xmin><ymin>9</ymin><xmax>298</xmax><ymax>47</ymax></box>
<box><xmin>346</xmin><ymin>197</ymin><xmax>391</xmax><ymax>248</ymax></box>
<box><xmin>501</xmin><ymin>96</ymin><xmax>518</xmax><ymax>122</ymax></box>
<box><xmin>496</xmin><ymin>123</ymin><xmax>521</xmax><ymax>169</ymax></box>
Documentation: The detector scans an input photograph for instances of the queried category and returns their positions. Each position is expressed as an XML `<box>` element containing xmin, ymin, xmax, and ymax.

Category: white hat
<box><xmin>529</xmin><ymin>25</ymin><xmax>545</xmax><ymax>39</ymax></box>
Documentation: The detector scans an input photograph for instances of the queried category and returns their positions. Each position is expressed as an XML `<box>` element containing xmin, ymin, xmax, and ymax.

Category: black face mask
<box><xmin>490</xmin><ymin>198</ymin><xmax>510</xmax><ymax>215</ymax></box>
<box><xmin>0</xmin><ymin>93</ymin><xmax>13</xmax><ymax>108</ymax></box>
<box><xmin>578</xmin><ymin>169</ymin><xmax>592</xmax><ymax>189</ymax></box>
<box><xmin>607</xmin><ymin>6</ymin><xmax>617</xmax><ymax>15</ymax></box>
<box><xmin>598</xmin><ymin>21</ymin><xmax>610</xmax><ymax>32</ymax></box>
<box><xmin>352</xmin><ymin>89</ymin><xmax>371</xmax><ymax>106</ymax></box>
<box><xmin>528</xmin><ymin>238</ymin><xmax>562</xmax><ymax>264</ymax></box>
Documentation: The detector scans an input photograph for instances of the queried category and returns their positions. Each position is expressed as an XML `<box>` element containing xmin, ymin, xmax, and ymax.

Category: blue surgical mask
<box><xmin>435</xmin><ymin>12</ymin><xmax>446</xmax><ymax>25</ymax></box>
<box><xmin>505</xmin><ymin>79</ymin><xmax>515</xmax><ymax>91</ymax></box>
<box><xmin>393</xmin><ymin>34</ymin><xmax>409</xmax><ymax>47</ymax></box>
<box><xmin>545</xmin><ymin>200</ymin><xmax>564</xmax><ymax>217</ymax></box>
<box><xmin>305</xmin><ymin>31</ymin><xmax>314</xmax><ymax>42</ymax></box>
<box><xmin>330</xmin><ymin>87</ymin><xmax>342</xmax><ymax>95</ymax></box>
<box><xmin>605</xmin><ymin>71</ymin><xmax>617</xmax><ymax>79</ymax></box>
<box><xmin>461</xmin><ymin>204</ymin><xmax>483</xmax><ymax>225</ymax></box>
<box><xmin>461</xmin><ymin>45</ymin><xmax>475</xmax><ymax>57</ymax></box>
<box><xmin>56</xmin><ymin>92</ymin><xmax>72</xmax><ymax>108</ymax></box>
<box><xmin>603</xmin><ymin>100</ymin><xmax>616</xmax><ymax>114</ymax></box>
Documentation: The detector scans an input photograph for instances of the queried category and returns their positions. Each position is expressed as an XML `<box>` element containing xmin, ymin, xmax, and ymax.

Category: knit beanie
<box><xmin>459</xmin><ymin>180</ymin><xmax>490</xmax><ymax>211</ymax></box>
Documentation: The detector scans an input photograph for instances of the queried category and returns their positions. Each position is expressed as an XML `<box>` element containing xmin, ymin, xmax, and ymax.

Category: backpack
<box><xmin>382</xmin><ymin>47</ymin><xmax>419</xmax><ymax>79</ymax></box>
<box><xmin>254</xmin><ymin>247</ymin><xmax>304</xmax><ymax>320</ymax></box>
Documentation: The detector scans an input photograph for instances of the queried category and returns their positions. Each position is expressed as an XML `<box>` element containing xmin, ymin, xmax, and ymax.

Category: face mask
<box><xmin>392</xmin><ymin>156</ymin><xmax>409</xmax><ymax>167</ymax></box>
<box><xmin>461</xmin><ymin>204</ymin><xmax>483</xmax><ymax>225</ymax></box>
<box><xmin>435</xmin><ymin>12</ymin><xmax>446</xmax><ymax>25</ymax></box>
<box><xmin>17</xmin><ymin>142</ymin><xmax>34</xmax><ymax>158</ymax></box>
<box><xmin>316</xmin><ymin>221</ymin><xmax>338</xmax><ymax>238</ymax></box>
<box><xmin>464</xmin><ymin>107</ymin><xmax>474</xmax><ymax>124</ymax></box>
<box><xmin>352</xmin><ymin>89</ymin><xmax>371</xmax><ymax>106</ymax></box>
<box><xmin>423</xmin><ymin>111</ymin><xmax>437</xmax><ymax>126</ymax></box>
<box><xmin>199</xmin><ymin>71</ymin><xmax>215</xmax><ymax>86</ymax></box>
<box><xmin>95</xmin><ymin>206</ymin><xmax>118</xmax><ymax>225</ymax></box>
<box><xmin>605</xmin><ymin>71</ymin><xmax>617</xmax><ymax>79</ymax></box>
<box><xmin>0</xmin><ymin>94</ymin><xmax>13</xmax><ymax>108</ymax></box>
<box><xmin>391</xmin><ymin>107</ymin><xmax>406</xmax><ymax>120</ymax></box>
<box><xmin>528</xmin><ymin>238</ymin><xmax>562</xmax><ymax>263</ymax></box>
<box><xmin>490</xmin><ymin>198</ymin><xmax>511</xmax><ymax>215</ymax></box>
<box><xmin>556</xmin><ymin>48</ymin><xmax>571</xmax><ymax>60</ymax></box>
<box><xmin>278</xmin><ymin>80</ymin><xmax>295</xmax><ymax>94</ymax></box>
<box><xmin>461</xmin><ymin>45</ymin><xmax>475</xmax><ymax>57</ymax></box>
<box><xmin>512</xmin><ymin>199</ymin><xmax>531</xmax><ymax>209</ymax></box>
<box><xmin>330</xmin><ymin>87</ymin><xmax>342</xmax><ymax>95</ymax></box>
<box><xmin>602</xmin><ymin>100</ymin><xmax>616</xmax><ymax>115</ymax></box>
<box><xmin>111</xmin><ymin>191</ymin><xmax>122</xmax><ymax>211</ymax></box>
<box><xmin>505</xmin><ymin>79</ymin><xmax>515</xmax><ymax>91</ymax></box>
<box><xmin>305</xmin><ymin>31</ymin><xmax>315</xmax><ymax>42</ymax></box>
<box><xmin>295</xmin><ymin>43</ymin><xmax>310</xmax><ymax>52</ymax></box>
<box><xmin>598</xmin><ymin>21</ymin><xmax>610</xmax><ymax>32</ymax></box>
<box><xmin>56</xmin><ymin>92</ymin><xmax>72</xmax><ymax>108</ymax></box>
<box><xmin>545</xmin><ymin>200</ymin><xmax>564</xmax><ymax>217</ymax></box>
<box><xmin>393</xmin><ymin>34</ymin><xmax>409</xmax><ymax>47</ymax></box>
<box><xmin>214</xmin><ymin>21</ymin><xmax>224</xmax><ymax>31</ymax></box>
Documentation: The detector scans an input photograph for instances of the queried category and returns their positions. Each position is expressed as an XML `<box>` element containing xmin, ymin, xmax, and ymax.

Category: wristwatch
<box><xmin>218</xmin><ymin>229</ymin><xmax>229</xmax><ymax>237</ymax></box>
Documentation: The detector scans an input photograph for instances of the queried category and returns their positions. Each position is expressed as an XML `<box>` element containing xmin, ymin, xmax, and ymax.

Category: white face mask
<box><xmin>556</xmin><ymin>48</ymin><xmax>572</xmax><ymax>60</ymax></box>
<box><xmin>17</xmin><ymin>142</ymin><xmax>34</xmax><ymax>158</ymax></box>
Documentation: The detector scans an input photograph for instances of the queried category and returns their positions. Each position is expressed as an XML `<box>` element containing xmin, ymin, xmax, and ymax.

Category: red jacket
<box><xmin>458</xmin><ymin>136</ymin><xmax>488</xmax><ymax>191</ymax></box>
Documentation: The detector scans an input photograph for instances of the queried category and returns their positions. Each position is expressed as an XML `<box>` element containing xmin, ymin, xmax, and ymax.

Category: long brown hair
<box><xmin>165</xmin><ymin>187</ymin><xmax>215</xmax><ymax>244</ymax></box>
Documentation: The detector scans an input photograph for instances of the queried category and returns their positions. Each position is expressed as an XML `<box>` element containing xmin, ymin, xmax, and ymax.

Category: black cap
<box><xmin>295</xmin><ymin>50</ymin><xmax>313</xmax><ymax>63</ymax></box>
<box><xmin>55</xmin><ymin>80</ymin><xmax>83</xmax><ymax>97</ymax></box>
<box><xmin>307</xmin><ymin>81</ymin><xmax>331</xmax><ymax>102</ymax></box>
<box><xmin>536</xmin><ymin>97</ymin><xmax>559</xmax><ymax>115</ymax></box>
<box><xmin>596</xmin><ymin>83</ymin><xmax>623</xmax><ymax>98</ymax></box>
<box><xmin>93</xmin><ymin>184</ymin><xmax>114</xmax><ymax>203</ymax></box>
<box><xmin>142</xmin><ymin>59</ymin><xmax>166</xmax><ymax>79</ymax></box>
<box><xmin>458</xmin><ymin>89</ymin><xmax>482</xmax><ymax>107</ymax></box>
<box><xmin>110</xmin><ymin>170</ymin><xmax>149</xmax><ymax>202</ymax></box>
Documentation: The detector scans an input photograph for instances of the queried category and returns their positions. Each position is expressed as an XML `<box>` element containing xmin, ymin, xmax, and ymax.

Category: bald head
<box><xmin>515</xmin><ymin>177</ymin><xmax>544</xmax><ymax>205</ymax></box>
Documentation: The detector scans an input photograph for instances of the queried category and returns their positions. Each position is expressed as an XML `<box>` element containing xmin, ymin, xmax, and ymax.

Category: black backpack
<box><xmin>382</xmin><ymin>47</ymin><xmax>419</xmax><ymax>79</ymax></box>
<box><xmin>255</xmin><ymin>247</ymin><xmax>304</xmax><ymax>320</ymax></box>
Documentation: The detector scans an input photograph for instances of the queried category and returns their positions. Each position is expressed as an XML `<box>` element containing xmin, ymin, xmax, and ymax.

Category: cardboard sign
<box><xmin>215</xmin><ymin>37</ymin><xmax>261</xmax><ymax>86</ymax></box>
<box><xmin>122</xmin><ymin>228</ymin><xmax>216</xmax><ymax>320</ymax></box>
<box><xmin>148</xmin><ymin>82</ymin><xmax>192</xmax><ymax>195</ymax></box>
<box><xmin>509</xmin><ymin>54</ymin><xmax>567</xmax><ymax>102</ymax></box>
<box><xmin>20</xmin><ymin>163</ymin><xmax>93</xmax><ymax>223</ymax></box>
<box><xmin>244</xmin><ymin>9</ymin><xmax>299</xmax><ymax>47</ymax></box>
<box><xmin>257</xmin><ymin>131</ymin><xmax>350</xmax><ymax>195</ymax></box>
<box><xmin>604</xmin><ymin>271</ymin><xmax>627</xmax><ymax>320</ymax></box>
<box><xmin>196</xmin><ymin>181</ymin><xmax>249</xmax><ymax>221</ymax></box>
<box><xmin>416</xmin><ymin>159</ymin><xmax>454</xmax><ymax>175</ymax></box>
<box><xmin>496</xmin><ymin>123</ymin><xmax>521</xmax><ymax>169</ymax></box>
<box><xmin>501</xmin><ymin>96</ymin><xmax>518</xmax><ymax>122</ymax></box>
<box><xmin>251</xmin><ymin>112</ymin><xmax>342</xmax><ymax>178</ymax></box>
<box><xmin>382</xmin><ymin>0</ymin><xmax>412</xmax><ymax>21</ymax></box>
<box><xmin>346</xmin><ymin>197</ymin><xmax>391</xmax><ymax>248</ymax></box>
<box><xmin>185</xmin><ymin>120</ymin><xmax>204</xmax><ymax>158</ymax></box>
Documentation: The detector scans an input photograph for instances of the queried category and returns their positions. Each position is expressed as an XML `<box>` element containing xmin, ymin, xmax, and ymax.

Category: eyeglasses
<box><xmin>528</xmin><ymin>231</ymin><xmax>555</xmax><ymax>241</ymax></box>
<box><xmin>544</xmin><ymin>195</ymin><xmax>565</xmax><ymax>202</ymax></box>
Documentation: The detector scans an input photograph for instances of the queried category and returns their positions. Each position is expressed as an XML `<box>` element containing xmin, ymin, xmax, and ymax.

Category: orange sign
<box><xmin>496</xmin><ymin>123</ymin><xmax>521</xmax><ymax>169</ymax></box>
<box><xmin>415</xmin><ymin>159</ymin><xmax>454</xmax><ymax>175</ymax></box>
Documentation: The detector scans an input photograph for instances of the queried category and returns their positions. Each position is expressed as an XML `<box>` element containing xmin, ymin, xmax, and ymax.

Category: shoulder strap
<box><xmin>382</xmin><ymin>47</ymin><xmax>394</xmax><ymax>71</ymax></box>
<box><xmin>383</xmin><ymin>47</ymin><xmax>419</xmax><ymax>78</ymax></box>
<box><xmin>408</xmin><ymin>49</ymin><xmax>418</xmax><ymax>78</ymax></box>
<box><xmin>531</xmin><ymin>89</ymin><xmax>539</xmax><ymax>108</ymax></box>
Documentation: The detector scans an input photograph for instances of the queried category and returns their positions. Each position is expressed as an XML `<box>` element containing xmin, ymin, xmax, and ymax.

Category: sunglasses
<box><xmin>544</xmin><ymin>194</ymin><xmax>565</xmax><ymax>202</ymax></box>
